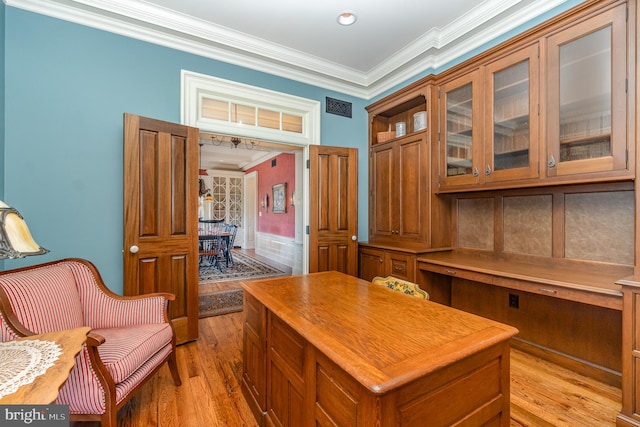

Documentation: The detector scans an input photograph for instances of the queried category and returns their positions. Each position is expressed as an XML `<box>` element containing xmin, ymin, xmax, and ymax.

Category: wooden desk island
<box><xmin>241</xmin><ymin>271</ymin><xmax>518</xmax><ymax>427</ymax></box>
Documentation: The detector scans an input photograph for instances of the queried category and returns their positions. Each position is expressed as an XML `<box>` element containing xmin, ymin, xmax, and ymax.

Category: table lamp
<box><xmin>0</xmin><ymin>200</ymin><xmax>49</xmax><ymax>259</ymax></box>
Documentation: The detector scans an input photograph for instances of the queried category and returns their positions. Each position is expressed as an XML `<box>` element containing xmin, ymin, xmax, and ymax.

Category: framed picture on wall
<box><xmin>272</xmin><ymin>183</ymin><xmax>287</xmax><ymax>214</ymax></box>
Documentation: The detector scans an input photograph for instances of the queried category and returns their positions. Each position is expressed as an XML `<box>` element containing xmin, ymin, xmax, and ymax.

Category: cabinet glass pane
<box><xmin>446</xmin><ymin>84</ymin><xmax>473</xmax><ymax>177</ymax></box>
<box><xmin>211</xmin><ymin>176</ymin><xmax>227</xmax><ymax>221</ymax></box>
<box><xmin>228</xmin><ymin>177</ymin><xmax>243</xmax><ymax>227</ymax></box>
<box><xmin>493</xmin><ymin>60</ymin><xmax>530</xmax><ymax>170</ymax></box>
<box><xmin>559</xmin><ymin>27</ymin><xmax>611</xmax><ymax>162</ymax></box>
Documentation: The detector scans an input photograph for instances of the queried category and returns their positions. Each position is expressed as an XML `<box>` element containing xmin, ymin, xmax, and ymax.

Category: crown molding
<box><xmin>5</xmin><ymin>0</ymin><xmax>575</xmax><ymax>100</ymax></box>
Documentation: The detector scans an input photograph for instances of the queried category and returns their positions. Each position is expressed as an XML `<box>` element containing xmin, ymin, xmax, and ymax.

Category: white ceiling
<box><xmin>199</xmin><ymin>134</ymin><xmax>302</xmax><ymax>172</ymax></box>
<box><xmin>7</xmin><ymin>0</ymin><xmax>579</xmax><ymax>169</ymax></box>
<box><xmin>9</xmin><ymin>0</ymin><xmax>577</xmax><ymax>98</ymax></box>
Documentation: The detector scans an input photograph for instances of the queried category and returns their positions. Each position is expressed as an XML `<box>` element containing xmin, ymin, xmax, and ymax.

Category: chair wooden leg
<box><xmin>168</xmin><ymin>351</ymin><xmax>182</xmax><ymax>386</ymax></box>
<box><xmin>100</xmin><ymin>409</ymin><xmax>117</xmax><ymax>427</ymax></box>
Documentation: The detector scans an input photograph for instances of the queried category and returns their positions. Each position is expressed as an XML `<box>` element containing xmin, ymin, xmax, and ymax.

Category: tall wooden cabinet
<box><xmin>366</xmin><ymin>84</ymin><xmax>432</xmax><ymax>245</ymax></box>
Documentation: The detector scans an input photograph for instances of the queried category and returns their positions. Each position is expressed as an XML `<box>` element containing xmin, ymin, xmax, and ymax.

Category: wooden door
<box><xmin>309</xmin><ymin>145</ymin><xmax>358</xmax><ymax>276</ymax></box>
<box><xmin>123</xmin><ymin>113</ymin><xmax>199</xmax><ymax>344</ymax></box>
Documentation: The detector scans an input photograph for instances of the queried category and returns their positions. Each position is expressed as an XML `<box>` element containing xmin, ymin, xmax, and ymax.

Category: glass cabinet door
<box><xmin>545</xmin><ymin>4</ymin><xmax>627</xmax><ymax>177</ymax></box>
<box><xmin>439</xmin><ymin>70</ymin><xmax>483</xmax><ymax>188</ymax></box>
<box><xmin>485</xmin><ymin>43</ymin><xmax>539</xmax><ymax>182</ymax></box>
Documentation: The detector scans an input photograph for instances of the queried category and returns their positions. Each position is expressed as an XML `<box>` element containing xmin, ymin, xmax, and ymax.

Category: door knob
<box><xmin>351</xmin><ymin>235</ymin><xmax>357</xmax><ymax>241</ymax></box>
<box><xmin>129</xmin><ymin>245</ymin><xmax>139</xmax><ymax>254</ymax></box>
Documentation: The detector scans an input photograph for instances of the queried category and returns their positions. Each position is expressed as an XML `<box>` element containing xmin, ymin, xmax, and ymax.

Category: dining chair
<box><xmin>199</xmin><ymin>234</ymin><xmax>224</xmax><ymax>269</ymax></box>
<box><xmin>223</xmin><ymin>224</ymin><xmax>238</xmax><ymax>266</ymax></box>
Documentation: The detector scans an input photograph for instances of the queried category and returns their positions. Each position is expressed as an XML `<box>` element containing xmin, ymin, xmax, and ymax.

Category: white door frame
<box><xmin>243</xmin><ymin>171</ymin><xmax>257</xmax><ymax>249</ymax></box>
<box><xmin>181</xmin><ymin>70</ymin><xmax>321</xmax><ymax>274</ymax></box>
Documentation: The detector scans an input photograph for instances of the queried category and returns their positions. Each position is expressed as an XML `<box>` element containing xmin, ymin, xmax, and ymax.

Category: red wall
<box><xmin>245</xmin><ymin>153</ymin><xmax>295</xmax><ymax>238</ymax></box>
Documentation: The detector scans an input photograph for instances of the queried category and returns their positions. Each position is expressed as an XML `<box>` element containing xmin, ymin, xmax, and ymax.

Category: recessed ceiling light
<box><xmin>337</xmin><ymin>11</ymin><xmax>357</xmax><ymax>26</ymax></box>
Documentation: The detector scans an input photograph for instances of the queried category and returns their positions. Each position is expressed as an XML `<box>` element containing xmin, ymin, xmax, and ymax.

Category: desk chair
<box><xmin>371</xmin><ymin>276</ymin><xmax>429</xmax><ymax>300</ymax></box>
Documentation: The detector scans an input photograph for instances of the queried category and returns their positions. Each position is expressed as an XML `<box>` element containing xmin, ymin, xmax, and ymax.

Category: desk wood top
<box><xmin>242</xmin><ymin>271</ymin><xmax>518</xmax><ymax>394</ymax></box>
<box><xmin>417</xmin><ymin>249</ymin><xmax>630</xmax><ymax>297</ymax></box>
<box><xmin>0</xmin><ymin>327</ymin><xmax>89</xmax><ymax>404</ymax></box>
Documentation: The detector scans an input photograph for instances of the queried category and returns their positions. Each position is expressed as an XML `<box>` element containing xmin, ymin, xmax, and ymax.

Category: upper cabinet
<box><xmin>440</xmin><ymin>44</ymin><xmax>540</xmax><ymax>188</ymax></box>
<box><xmin>544</xmin><ymin>3</ymin><xmax>628</xmax><ymax>178</ymax></box>
<box><xmin>485</xmin><ymin>43</ymin><xmax>540</xmax><ymax>183</ymax></box>
<box><xmin>437</xmin><ymin>0</ymin><xmax>632</xmax><ymax>192</ymax></box>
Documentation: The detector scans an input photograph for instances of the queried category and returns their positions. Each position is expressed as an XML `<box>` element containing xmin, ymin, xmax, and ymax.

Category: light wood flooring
<box><xmin>71</xmin><ymin>310</ymin><xmax>621</xmax><ymax>427</ymax></box>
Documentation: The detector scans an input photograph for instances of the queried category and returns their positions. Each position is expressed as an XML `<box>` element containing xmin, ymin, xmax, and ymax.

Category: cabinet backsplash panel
<box><xmin>503</xmin><ymin>195</ymin><xmax>552</xmax><ymax>257</ymax></box>
<box><xmin>564</xmin><ymin>191</ymin><xmax>634</xmax><ymax>265</ymax></box>
<box><xmin>457</xmin><ymin>198</ymin><xmax>494</xmax><ymax>250</ymax></box>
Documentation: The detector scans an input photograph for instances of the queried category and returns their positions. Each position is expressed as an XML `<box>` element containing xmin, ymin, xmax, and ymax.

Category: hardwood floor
<box><xmin>72</xmin><ymin>310</ymin><xmax>621</xmax><ymax>427</ymax></box>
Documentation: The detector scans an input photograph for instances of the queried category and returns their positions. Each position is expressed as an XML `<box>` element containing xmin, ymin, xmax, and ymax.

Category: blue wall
<box><xmin>3</xmin><ymin>8</ymin><xmax>368</xmax><ymax>292</ymax></box>
<box><xmin>2</xmin><ymin>1</ymin><xmax>587</xmax><ymax>291</ymax></box>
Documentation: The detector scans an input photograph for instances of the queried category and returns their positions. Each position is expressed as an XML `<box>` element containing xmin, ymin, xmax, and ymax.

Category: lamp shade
<box><xmin>0</xmin><ymin>201</ymin><xmax>49</xmax><ymax>259</ymax></box>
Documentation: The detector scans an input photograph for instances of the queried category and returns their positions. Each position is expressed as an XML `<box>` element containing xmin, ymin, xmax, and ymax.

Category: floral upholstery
<box><xmin>371</xmin><ymin>276</ymin><xmax>429</xmax><ymax>300</ymax></box>
<box><xmin>0</xmin><ymin>258</ymin><xmax>182</xmax><ymax>427</ymax></box>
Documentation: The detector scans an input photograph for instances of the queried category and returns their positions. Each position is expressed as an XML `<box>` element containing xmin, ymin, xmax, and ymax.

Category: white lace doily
<box><xmin>0</xmin><ymin>339</ymin><xmax>62</xmax><ymax>399</ymax></box>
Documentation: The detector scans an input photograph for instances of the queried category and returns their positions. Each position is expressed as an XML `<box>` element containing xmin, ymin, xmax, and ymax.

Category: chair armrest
<box><xmin>85</xmin><ymin>331</ymin><xmax>105</xmax><ymax>347</ymax></box>
<box><xmin>0</xmin><ymin>286</ymin><xmax>36</xmax><ymax>339</ymax></box>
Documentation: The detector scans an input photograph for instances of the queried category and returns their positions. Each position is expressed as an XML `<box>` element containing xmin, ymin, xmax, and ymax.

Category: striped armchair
<box><xmin>0</xmin><ymin>258</ymin><xmax>181</xmax><ymax>427</ymax></box>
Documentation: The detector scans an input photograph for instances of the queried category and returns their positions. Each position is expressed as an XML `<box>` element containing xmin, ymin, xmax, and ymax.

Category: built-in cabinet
<box><xmin>358</xmin><ymin>245</ymin><xmax>417</xmax><ymax>282</ymax></box>
<box><xmin>361</xmin><ymin>0</ymin><xmax>638</xmax><ymax>424</ymax></box>
<box><xmin>370</xmin><ymin>133</ymin><xmax>428</xmax><ymax>241</ymax></box>
<box><xmin>367</xmin><ymin>89</ymin><xmax>431</xmax><ymax>244</ymax></box>
<box><xmin>438</xmin><ymin>1</ymin><xmax>631</xmax><ymax>192</ymax></box>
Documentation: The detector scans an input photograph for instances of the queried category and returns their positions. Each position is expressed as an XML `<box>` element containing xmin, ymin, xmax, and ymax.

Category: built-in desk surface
<box><xmin>418</xmin><ymin>249</ymin><xmax>631</xmax><ymax>310</ymax></box>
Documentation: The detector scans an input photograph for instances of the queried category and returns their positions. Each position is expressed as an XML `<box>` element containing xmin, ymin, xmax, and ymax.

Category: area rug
<box><xmin>199</xmin><ymin>251</ymin><xmax>286</xmax><ymax>318</ymax></box>
<box><xmin>199</xmin><ymin>288</ymin><xmax>244</xmax><ymax>318</ymax></box>
<box><xmin>199</xmin><ymin>251</ymin><xmax>286</xmax><ymax>284</ymax></box>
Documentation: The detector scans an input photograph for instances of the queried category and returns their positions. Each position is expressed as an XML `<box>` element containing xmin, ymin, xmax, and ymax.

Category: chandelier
<box><xmin>208</xmin><ymin>135</ymin><xmax>259</xmax><ymax>150</ymax></box>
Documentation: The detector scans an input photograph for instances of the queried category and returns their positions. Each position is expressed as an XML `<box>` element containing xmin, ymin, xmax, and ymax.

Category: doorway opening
<box><xmin>198</xmin><ymin>133</ymin><xmax>304</xmax><ymax>277</ymax></box>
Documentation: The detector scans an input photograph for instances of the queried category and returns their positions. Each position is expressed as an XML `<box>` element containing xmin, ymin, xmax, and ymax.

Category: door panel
<box><xmin>123</xmin><ymin>113</ymin><xmax>199</xmax><ymax>344</ymax></box>
<box><xmin>309</xmin><ymin>145</ymin><xmax>358</xmax><ymax>276</ymax></box>
<box><xmin>371</xmin><ymin>144</ymin><xmax>394</xmax><ymax>238</ymax></box>
<box><xmin>398</xmin><ymin>135</ymin><xmax>426</xmax><ymax>239</ymax></box>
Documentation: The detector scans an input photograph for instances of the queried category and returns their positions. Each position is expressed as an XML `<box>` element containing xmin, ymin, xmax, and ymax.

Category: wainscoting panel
<box><xmin>255</xmin><ymin>232</ymin><xmax>303</xmax><ymax>274</ymax></box>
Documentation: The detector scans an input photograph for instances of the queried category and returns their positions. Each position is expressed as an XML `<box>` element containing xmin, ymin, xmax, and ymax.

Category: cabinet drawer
<box><xmin>244</xmin><ymin>293</ymin><xmax>264</xmax><ymax>336</ymax></box>
<box><xmin>269</xmin><ymin>314</ymin><xmax>305</xmax><ymax>380</ymax></box>
<box><xmin>389</xmin><ymin>259</ymin><xmax>408</xmax><ymax>277</ymax></box>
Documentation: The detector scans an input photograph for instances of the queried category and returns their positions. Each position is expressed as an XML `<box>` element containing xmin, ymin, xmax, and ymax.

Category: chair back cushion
<box><xmin>0</xmin><ymin>264</ymin><xmax>84</xmax><ymax>334</ymax></box>
<box><xmin>371</xmin><ymin>276</ymin><xmax>430</xmax><ymax>300</ymax></box>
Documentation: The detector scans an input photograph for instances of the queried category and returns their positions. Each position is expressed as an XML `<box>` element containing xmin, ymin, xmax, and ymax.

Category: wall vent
<box><xmin>326</xmin><ymin>97</ymin><xmax>352</xmax><ymax>118</ymax></box>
